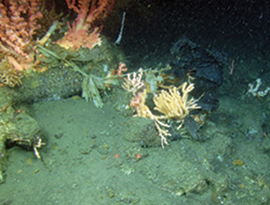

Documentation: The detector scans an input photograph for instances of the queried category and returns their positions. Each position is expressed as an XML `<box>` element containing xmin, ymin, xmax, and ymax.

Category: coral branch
<box><xmin>57</xmin><ymin>0</ymin><xmax>115</xmax><ymax>50</ymax></box>
<box><xmin>122</xmin><ymin>68</ymin><xmax>144</xmax><ymax>95</ymax></box>
<box><xmin>0</xmin><ymin>0</ymin><xmax>43</xmax><ymax>71</ymax></box>
<box><xmin>133</xmin><ymin>82</ymin><xmax>201</xmax><ymax>148</ymax></box>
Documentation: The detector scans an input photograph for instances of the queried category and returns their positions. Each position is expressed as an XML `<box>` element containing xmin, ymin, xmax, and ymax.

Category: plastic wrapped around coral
<box><xmin>82</xmin><ymin>75</ymin><xmax>105</xmax><ymax>108</ymax></box>
<box><xmin>82</xmin><ymin>74</ymin><xmax>120</xmax><ymax>108</ymax></box>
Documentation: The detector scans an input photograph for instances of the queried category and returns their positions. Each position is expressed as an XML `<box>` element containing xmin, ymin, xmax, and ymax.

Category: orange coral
<box><xmin>56</xmin><ymin>0</ymin><xmax>115</xmax><ymax>51</ymax></box>
<box><xmin>0</xmin><ymin>0</ymin><xmax>43</xmax><ymax>71</ymax></box>
<box><xmin>130</xmin><ymin>91</ymin><xmax>143</xmax><ymax>110</ymax></box>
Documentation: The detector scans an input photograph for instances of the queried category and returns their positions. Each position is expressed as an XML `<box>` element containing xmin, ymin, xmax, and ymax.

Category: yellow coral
<box><xmin>154</xmin><ymin>82</ymin><xmax>200</xmax><ymax>129</ymax></box>
<box><xmin>0</xmin><ymin>57</ymin><xmax>22</xmax><ymax>87</ymax></box>
<box><xmin>135</xmin><ymin>82</ymin><xmax>200</xmax><ymax>148</ymax></box>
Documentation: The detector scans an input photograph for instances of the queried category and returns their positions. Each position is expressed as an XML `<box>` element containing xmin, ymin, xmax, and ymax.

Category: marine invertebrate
<box><xmin>122</xmin><ymin>68</ymin><xmax>144</xmax><ymax>95</ymax></box>
<box><xmin>56</xmin><ymin>0</ymin><xmax>115</xmax><ymax>51</ymax></box>
<box><xmin>154</xmin><ymin>82</ymin><xmax>200</xmax><ymax>129</ymax></box>
<box><xmin>134</xmin><ymin>82</ymin><xmax>200</xmax><ymax>148</ymax></box>
<box><xmin>0</xmin><ymin>57</ymin><xmax>22</xmax><ymax>87</ymax></box>
<box><xmin>0</xmin><ymin>0</ymin><xmax>43</xmax><ymax>71</ymax></box>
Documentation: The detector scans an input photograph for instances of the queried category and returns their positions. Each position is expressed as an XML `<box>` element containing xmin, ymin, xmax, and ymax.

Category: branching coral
<box><xmin>134</xmin><ymin>82</ymin><xmax>201</xmax><ymax>148</ymax></box>
<box><xmin>0</xmin><ymin>57</ymin><xmax>22</xmax><ymax>87</ymax></box>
